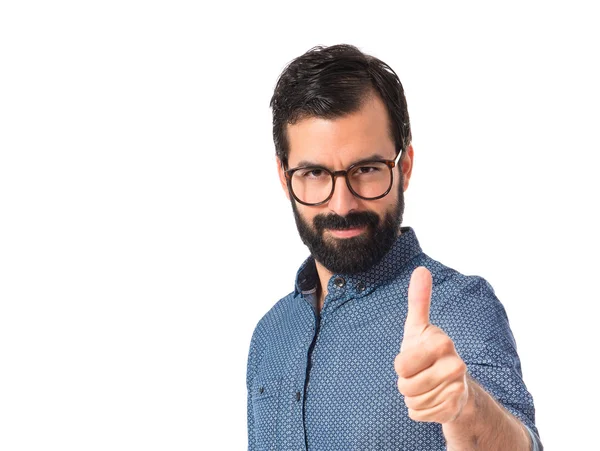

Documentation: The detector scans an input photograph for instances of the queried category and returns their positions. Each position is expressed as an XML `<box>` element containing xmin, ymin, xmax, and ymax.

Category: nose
<box><xmin>327</xmin><ymin>175</ymin><xmax>359</xmax><ymax>216</ymax></box>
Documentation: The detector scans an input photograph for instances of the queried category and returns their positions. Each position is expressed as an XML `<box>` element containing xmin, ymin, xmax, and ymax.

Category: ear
<box><xmin>276</xmin><ymin>157</ymin><xmax>291</xmax><ymax>200</ymax></box>
<box><xmin>401</xmin><ymin>144</ymin><xmax>414</xmax><ymax>192</ymax></box>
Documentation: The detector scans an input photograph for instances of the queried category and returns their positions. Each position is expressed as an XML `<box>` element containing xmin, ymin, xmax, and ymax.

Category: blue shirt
<box><xmin>247</xmin><ymin>226</ymin><xmax>542</xmax><ymax>450</ymax></box>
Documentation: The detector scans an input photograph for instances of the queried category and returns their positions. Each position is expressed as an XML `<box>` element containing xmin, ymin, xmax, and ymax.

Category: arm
<box><xmin>395</xmin><ymin>268</ymin><xmax>541</xmax><ymax>450</ymax></box>
<box><xmin>441</xmin><ymin>375</ymin><xmax>531</xmax><ymax>451</ymax></box>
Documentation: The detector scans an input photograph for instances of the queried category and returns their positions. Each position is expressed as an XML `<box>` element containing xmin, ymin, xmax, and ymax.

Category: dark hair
<box><xmin>270</xmin><ymin>44</ymin><xmax>412</xmax><ymax>168</ymax></box>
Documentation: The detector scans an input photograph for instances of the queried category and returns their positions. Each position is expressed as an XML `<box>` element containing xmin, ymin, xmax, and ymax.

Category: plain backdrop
<box><xmin>1</xmin><ymin>1</ymin><xmax>598</xmax><ymax>450</ymax></box>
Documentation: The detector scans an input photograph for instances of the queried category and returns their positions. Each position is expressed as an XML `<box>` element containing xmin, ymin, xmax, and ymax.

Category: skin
<box><xmin>276</xmin><ymin>93</ymin><xmax>533</xmax><ymax>450</ymax></box>
<box><xmin>277</xmin><ymin>93</ymin><xmax>414</xmax><ymax>308</ymax></box>
<box><xmin>398</xmin><ymin>267</ymin><xmax>532</xmax><ymax>450</ymax></box>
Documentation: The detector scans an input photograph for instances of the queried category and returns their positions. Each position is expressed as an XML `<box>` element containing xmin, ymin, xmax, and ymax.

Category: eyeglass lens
<box><xmin>290</xmin><ymin>161</ymin><xmax>391</xmax><ymax>205</ymax></box>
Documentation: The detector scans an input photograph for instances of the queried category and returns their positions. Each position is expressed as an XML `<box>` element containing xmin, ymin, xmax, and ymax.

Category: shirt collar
<box><xmin>294</xmin><ymin>226</ymin><xmax>423</xmax><ymax>297</ymax></box>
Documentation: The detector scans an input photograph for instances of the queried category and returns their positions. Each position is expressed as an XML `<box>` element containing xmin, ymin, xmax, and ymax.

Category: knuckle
<box><xmin>398</xmin><ymin>379</ymin><xmax>418</xmax><ymax>397</ymax></box>
<box><xmin>393</xmin><ymin>353</ymin><xmax>403</xmax><ymax>375</ymax></box>
<box><xmin>438</xmin><ymin>336</ymin><xmax>455</xmax><ymax>355</ymax></box>
<box><xmin>404</xmin><ymin>396</ymin><xmax>415</xmax><ymax>410</ymax></box>
<box><xmin>394</xmin><ymin>354</ymin><xmax>412</xmax><ymax>378</ymax></box>
<box><xmin>450</xmin><ymin>360</ymin><xmax>467</xmax><ymax>379</ymax></box>
<box><xmin>449</xmin><ymin>384</ymin><xmax>464</xmax><ymax>399</ymax></box>
<box><xmin>424</xmin><ymin>333</ymin><xmax>452</xmax><ymax>358</ymax></box>
<box><xmin>407</xmin><ymin>408</ymin><xmax>420</xmax><ymax>421</ymax></box>
<box><xmin>397</xmin><ymin>377</ymin><xmax>407</xmax><ymax>394</ymax></box>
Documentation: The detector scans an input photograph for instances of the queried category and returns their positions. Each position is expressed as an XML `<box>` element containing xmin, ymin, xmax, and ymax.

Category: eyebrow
<box><xmin>293</xmin><ymin>153</ymin><xmax>390</xmax><ymax>169</ymax></box>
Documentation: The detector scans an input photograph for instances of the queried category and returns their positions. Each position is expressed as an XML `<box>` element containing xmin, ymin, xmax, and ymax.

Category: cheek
<box><xmin>372</xmin><ymin>183</ymin><xmax>399</xmax><ymax>210</ymax></box>
<box><xmin>364</xmin><ymin>188</ymin><xmax>400</xmax><ymax>223</ymax></box>
<box><xmin>376</xmin><ymin>199</ymin><xmax>397</xmax><ymax>219</ymax></box>
<box><xmin>294</xmin><ymin>203</ymin><xmax>319</xmax><ymax>225</ymax></box>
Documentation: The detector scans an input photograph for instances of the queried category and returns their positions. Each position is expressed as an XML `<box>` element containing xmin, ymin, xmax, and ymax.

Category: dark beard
<box><xmin>291</xmin><ymin>189</ymin><xmax>404</xmax><ymax>275</ymax></box>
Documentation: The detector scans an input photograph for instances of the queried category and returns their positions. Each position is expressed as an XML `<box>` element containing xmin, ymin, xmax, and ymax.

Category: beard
<box><xmin>291</xmin><ymin>185</ymin><xmax>405</xmax><ymax>275</ymax></box>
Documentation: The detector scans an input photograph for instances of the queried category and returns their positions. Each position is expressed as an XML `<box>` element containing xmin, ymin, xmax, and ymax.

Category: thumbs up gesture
<box><xmin>394</xmin><ymin>267</ymin><xmax>469</xmax><ymax>424</ymax></box>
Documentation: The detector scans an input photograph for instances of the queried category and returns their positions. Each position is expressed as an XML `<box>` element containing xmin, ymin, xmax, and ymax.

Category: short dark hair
<box><xmin>270</xmin><ymin>44</ymin><xmax>412</xmax><ymax>168</ymax></box>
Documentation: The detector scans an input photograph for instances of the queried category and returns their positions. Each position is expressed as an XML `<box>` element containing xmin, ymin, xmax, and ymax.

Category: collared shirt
<box><xmin>247</xmin><ymin>226</ymin><xmax>542</xmax><ymax>450</ymax></box>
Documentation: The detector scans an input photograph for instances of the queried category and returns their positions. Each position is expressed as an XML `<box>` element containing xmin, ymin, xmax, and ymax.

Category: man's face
<box><xmin>278</xmin><ymin>94</ymin><xmax>413</xmax><ymax>274</ymax></box>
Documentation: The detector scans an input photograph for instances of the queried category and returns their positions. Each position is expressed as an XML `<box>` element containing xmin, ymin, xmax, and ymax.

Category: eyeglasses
<box><xmin>284</xmin><ymin>150</ymin><xmax>403</xmax><ymax>206</ymax></box>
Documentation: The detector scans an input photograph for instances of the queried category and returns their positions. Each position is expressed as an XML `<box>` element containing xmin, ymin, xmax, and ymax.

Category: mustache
<box><xmin>313</xmin><ymin>211</ymin><xmax>380</xmax><ymax>233</ymax></box>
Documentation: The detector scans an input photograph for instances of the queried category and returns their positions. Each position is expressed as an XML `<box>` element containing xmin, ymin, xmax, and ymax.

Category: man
<box><xmin>247</xmin><ymin>44</ymin><xmax>542</xmax><ymax>450</ymax></box>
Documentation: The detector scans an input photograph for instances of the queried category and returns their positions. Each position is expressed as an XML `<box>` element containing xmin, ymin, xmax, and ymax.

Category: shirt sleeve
<box><xmin>247</xmin><ymin>388</ymin><xmax>256</xmax><ymax>451</ymax></box>
<box><xmin>246</xmin><ymin>332</ymin><xmax>258</xmax><ymax>451</ymax></box>
<box><xmin>525</xmin><ymin>424</ymin><xmax>544</xmax><ymax>451</ymax></box>
<box><xmin>437</xmin><ymin>275</ymin><xmax>543</xmax><ymax>448</ymax></box>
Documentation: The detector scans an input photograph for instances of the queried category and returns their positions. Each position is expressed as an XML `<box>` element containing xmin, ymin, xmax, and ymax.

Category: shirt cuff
<box><xmin>524</xmin><ymin>424</ymin><xmax>543</xmax><ymax>451</ymax></box>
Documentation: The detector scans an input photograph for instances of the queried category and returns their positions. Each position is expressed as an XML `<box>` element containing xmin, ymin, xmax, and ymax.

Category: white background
<box><xmin>1</xmin><ymin>1</ymin><xmax>598</xmax><ymax>450</ymax></box>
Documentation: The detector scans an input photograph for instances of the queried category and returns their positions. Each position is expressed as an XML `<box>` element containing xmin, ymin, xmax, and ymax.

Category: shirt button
<box><xmin>356</xmin><ymin>281</ymin><xmax>366</xmax><ymax>292</ymax></box>
<box><xmin>334</xmin><ymin>277</ymin><xmax>346</xmax><ymax>288</ymax></box>
<box><xmin>259</xmin><ymin>387</ymin><xmax>264</xmax><ymax>394</ymax></box>
<box><xmin>296</xmin><ymin>391</ymin><xmax>301</xmax><ymax>401</ymax></box>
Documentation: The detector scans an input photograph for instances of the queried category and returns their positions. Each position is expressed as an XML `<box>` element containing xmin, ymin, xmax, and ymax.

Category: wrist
<box><xmin>442</xmin><ymin>376</ymin><xmax>531</xmax><ymax>451</ymax></box>
<box><xmin>442</xmin><ymin>376</ymin><xmax>479</xmax><ymax>446</ymax></box>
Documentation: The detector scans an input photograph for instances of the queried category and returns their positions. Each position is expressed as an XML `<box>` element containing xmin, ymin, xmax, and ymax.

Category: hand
<box><xmin>394</xmin><ymin>266</ymin><xmax>469</xmax><ymax>424</ymax></box>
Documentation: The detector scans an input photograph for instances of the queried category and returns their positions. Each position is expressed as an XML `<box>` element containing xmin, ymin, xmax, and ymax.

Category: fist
<box><xmin>394</xmin><ymin>266</ymin><xmax>469</xmax><ymax>424</ymax></box>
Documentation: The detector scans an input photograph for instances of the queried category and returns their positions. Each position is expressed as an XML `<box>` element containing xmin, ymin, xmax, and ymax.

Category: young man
<box><xmin>247</xmin><ymin>44</ymin><xmax>542</xmax><ymax>450</ymax></box>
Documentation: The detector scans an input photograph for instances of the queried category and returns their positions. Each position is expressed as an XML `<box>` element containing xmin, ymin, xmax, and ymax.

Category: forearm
<box><xmin>442</xmin><ymin>376</ymin><xmax>531</xmax><ymax>451</ymax></box>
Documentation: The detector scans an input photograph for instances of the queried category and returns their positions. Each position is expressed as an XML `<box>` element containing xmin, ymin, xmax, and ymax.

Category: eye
<box><xmin>355</xmin><ymin>165</ymin><xmax>381</xmax><ymax>174</ymax></box>
<box><xmin>298</xmin><ymin>168</ymin><xmax>327</xmax><ymax>179</ymax></box>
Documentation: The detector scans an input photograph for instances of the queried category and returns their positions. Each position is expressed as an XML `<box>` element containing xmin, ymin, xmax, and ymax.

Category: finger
<box><xmin>404</xmin><ymin>266</ymin><xmax>432</xmax><ymax>336</ymax></box>
<box><xmin>396</xmin><ymin>355</ymin><xmax>467</xmax><ymax>397</ymax></box>
<box><xmin>395</xmin><ymin>327</ymin><xmax>450</xmax><ymax>377</ymax></box>
<box><xmin>406</xmin><ymin>382</ymin><xmax>467</xmax><ymax>424</ymax></box>
<box><xmin>403</xmin><ymin>378</ymin><xmax>461</xmax><ymax>411</ymax></box>
<box><xmin>396</xmin><ymin>356</ymin><xmax>448</xmax><ymax>397</ymax></box>
<box><xmin>407</xmin><ymin>397</ymin><xmax>455</xmax><ymax>423</ymax></box>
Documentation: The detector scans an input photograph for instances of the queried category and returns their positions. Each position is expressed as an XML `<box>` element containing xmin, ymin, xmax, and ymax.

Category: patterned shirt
<box><xmin>247</xmin><ymin>226</ymin><xmax>542</xmax><ymax>450</ymax></box>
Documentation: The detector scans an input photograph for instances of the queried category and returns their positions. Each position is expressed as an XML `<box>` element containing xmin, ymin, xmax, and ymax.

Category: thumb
<box><xmin>404</xmin><ymin>266</ymin><xmax>432</xmax><ymax>337</ymax></box>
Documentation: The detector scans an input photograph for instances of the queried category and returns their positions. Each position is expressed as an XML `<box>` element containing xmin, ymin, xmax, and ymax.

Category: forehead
<box><xmin>286</xmin><ymin>94</ymin><xmax>396</xmax><ymax>167</ymax></box>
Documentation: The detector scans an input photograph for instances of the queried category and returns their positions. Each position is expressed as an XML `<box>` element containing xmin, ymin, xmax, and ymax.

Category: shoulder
<box><xmin>246</xmin><ymin>290</ymin><xmax>314</xmax><ymax>388</ymax></box>
<box><xmin>246</xmin><ymin>293</ymin><xmax>293</xmax><ymax>378</ymax></box>
<box><xmin>405</xmin><ymin>253</ymin><xmax>509</xmax><ymax>337</ymax></box>
<box><xmin>247</xmin><ymin>291</ymin><xmax>307</xmax><ymax>363</ymax></box>
<box><xmin>249</xmin><ymin>292</ymin><xmax>297</xmax><ymax>342</ymax></box>
<box><xmin>412</xmin><ymin>253</ymin><xmax>501</xmax><ymax>314</ymax></box>
<box><xmin>416</xmin><ymin>254</ymin><xmax>518</xmax><ymax>361</ymax></box>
